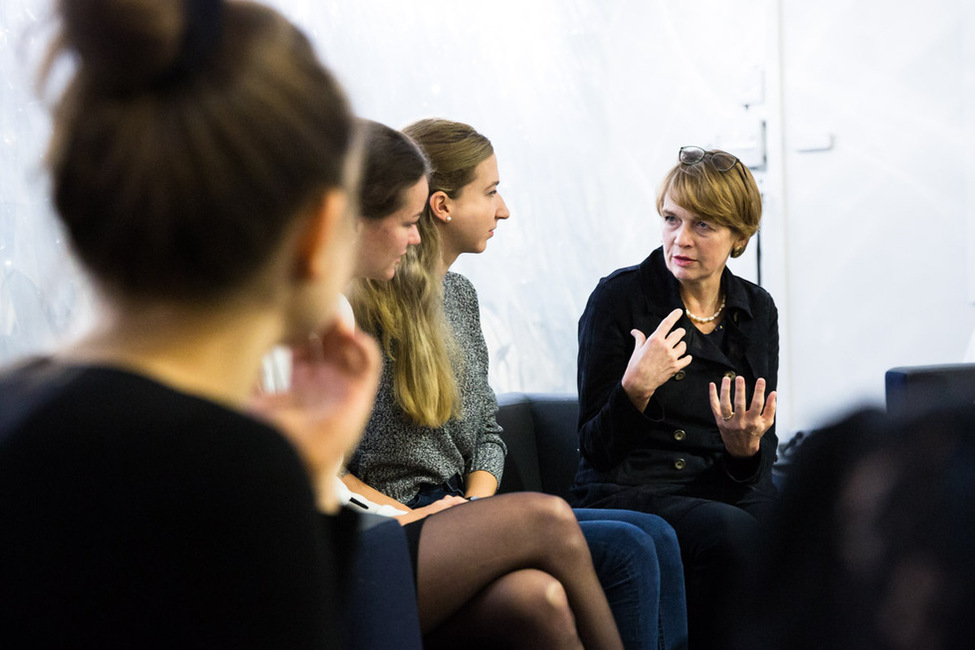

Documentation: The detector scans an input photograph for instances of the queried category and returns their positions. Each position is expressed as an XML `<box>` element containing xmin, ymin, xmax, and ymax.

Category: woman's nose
<box><xmin>408</xmin><ymin>224</ymin><xmax>421</xmax><ymax>245</ymax></box>
<box><xmin>674</xmin><ymin>223</ymin><xmax>692</xmax><ymax>246</ymax></box>
<box><xmin>496</xmin><ymin>195</ymin><xmax>511</xmax><ymax>219</ymax></box>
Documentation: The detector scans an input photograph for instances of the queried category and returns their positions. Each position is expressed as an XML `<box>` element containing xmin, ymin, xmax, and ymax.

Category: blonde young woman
<box><xmin>0</xmin><ymin>0</ymin><xmax>378</xmax><ymax>646</ymax></box>
<box><xmin>344</xmin><ymin>119</ymin><xmax>623</xmax><ymax>650</ymax></box>
<box><xmin>346</xmin><ymin>119</ymin><xmax>688</xmax><ymax>650</ymax></box>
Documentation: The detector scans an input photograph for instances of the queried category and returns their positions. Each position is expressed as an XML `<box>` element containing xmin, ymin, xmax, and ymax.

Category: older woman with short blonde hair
<box><xmin>572</xmin><ymin>146</ymin><xmax>779</xmax><ymax>650</ymax></box>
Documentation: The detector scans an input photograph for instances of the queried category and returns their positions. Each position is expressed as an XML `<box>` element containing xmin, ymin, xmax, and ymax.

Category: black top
<box><xmin>572</xmin><ymin>247</ymin><xmax>779</xmax><ymax>508</ymax></box>
<box><xmin>0</xmin><ymin>359</ymin><xmax>354</xmax><ymax>648</ymax></box>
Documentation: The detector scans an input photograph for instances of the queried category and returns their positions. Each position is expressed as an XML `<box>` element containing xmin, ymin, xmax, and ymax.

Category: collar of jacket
<box><xmin>638</xmin><ymin>246</ymin><xmax>761</xmax><ymax>372</ymax></box>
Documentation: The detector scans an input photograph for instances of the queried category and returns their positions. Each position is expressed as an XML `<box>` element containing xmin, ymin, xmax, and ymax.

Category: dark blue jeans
<box><xmin>575</xmin><ymin>508</ymin><xmax>688</xmax><ymax>650</ymax></box>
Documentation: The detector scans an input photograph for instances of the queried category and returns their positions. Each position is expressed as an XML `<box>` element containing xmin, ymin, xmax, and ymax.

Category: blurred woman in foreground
<box><xmin>0</xmin><ymin>0</ymin><xmax>377</xmax><ymax>646</ymax></box>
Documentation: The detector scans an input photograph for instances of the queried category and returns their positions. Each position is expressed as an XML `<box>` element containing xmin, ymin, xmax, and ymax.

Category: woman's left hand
<box><xmin>709</xmin><ymin>375</ymin><xmax>776</xmax><ymax>458</ymax></box>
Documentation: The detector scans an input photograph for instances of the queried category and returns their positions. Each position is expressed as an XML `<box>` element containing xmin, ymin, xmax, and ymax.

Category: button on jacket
<box><xmin>572</xmin><ymin>246</ymin><xmax>778</xmax><ymax>507</ymax></box>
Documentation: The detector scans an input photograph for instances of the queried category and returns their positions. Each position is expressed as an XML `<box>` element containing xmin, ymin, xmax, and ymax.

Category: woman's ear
<box><xmin>296</xmin><ymin>188</ymin><xmax>351</xmax><ymax>280</ymax></box>
<box><xmin>428</xmin><ymin>190</ymin><xmax>452</xmax><ymax>224</ymax></box>
<box><xmin>731</xmin><ymin>238</ymin><xmax>748</xmax><ymax>258</ymax></box>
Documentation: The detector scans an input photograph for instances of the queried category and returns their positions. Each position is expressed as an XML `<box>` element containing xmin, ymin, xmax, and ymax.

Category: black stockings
<box><xmin>414</xmin><ymin>492</ymin><xmax>622</xmax><ymax>650</ymax></box>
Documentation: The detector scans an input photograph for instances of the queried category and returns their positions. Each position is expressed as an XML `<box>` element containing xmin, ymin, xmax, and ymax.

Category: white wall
<box><xmin>2</xmin><ymin>0</ymin><xmax>974</xmax><ymax>440</ymax></box>
<box><xmin>1</xmin><ymin>0</ymin><xmax>94</xmax><ymax>365</ymax></box>
<box><xmin>777</xmin><ymin>0</ymin><xmax>975</xmax><ymax>431</ymax></box>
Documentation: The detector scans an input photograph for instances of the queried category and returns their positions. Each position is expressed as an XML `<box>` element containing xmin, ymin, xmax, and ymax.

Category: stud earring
<box><xmin>445</xmin><ymin>216</ymin><xmax>452</xmax><ymax>222</ymax></box>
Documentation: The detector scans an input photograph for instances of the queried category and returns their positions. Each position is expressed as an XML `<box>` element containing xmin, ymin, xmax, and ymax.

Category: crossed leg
<box><xmin>424</xmin><ymin>568</ymin><xmax>580</xmax><ymax>650</ymax></box>
<box><xmin>413</xmin><ymin>492</ymin><xmax>623</xmax><ymax>650</ymax></box>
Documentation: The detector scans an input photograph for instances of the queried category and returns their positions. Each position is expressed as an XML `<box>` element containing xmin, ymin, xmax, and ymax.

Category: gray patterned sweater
<box><xmin>347</xmin><ymin>272</ymin><xmax>507</xmax><ymax>505</ymax></box>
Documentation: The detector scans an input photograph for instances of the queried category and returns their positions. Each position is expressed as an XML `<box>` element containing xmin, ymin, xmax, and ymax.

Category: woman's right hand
<box><xmin>621</xmin><ymin>308</ymin><xmax>692</xmax><ymax>412</ymax></box>
<box><xmin>396</xmin><ymin>496</ymin><xmax>469</xmax><ymax>525</ymax></box>
<box><xmin>250</xmin><ymin>320</ymin><xmax>381</xmax><ymax>512</ymax></box>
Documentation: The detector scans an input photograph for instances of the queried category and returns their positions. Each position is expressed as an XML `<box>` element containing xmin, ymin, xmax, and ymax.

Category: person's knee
<box><xmin>626</xmin><ymin>512</ymin><xmax>683</xmax><ymax>564</ymax></box>
<box><xmin>713</xmin><ymin>511</ymin><xmax>759</xmax><ymax>562</ymax></box>
<box><xmin>652</xmin><ymin>521</ymin><xmax>684</xmax><ymax>573</ymax></box>
<box><xmin>520</xmin><ymin>491</ymin><xmax>577</xmax><ymax>523</ymax></box>
<box><xmin>498</xmin><ymin>570</ymin><xmax>579</xmax><ymax>647</ymax></box>
<box><xmin>518</xmin><ymin>493</ymin><xmax>588</xmax><ymax>557</ymax></box>
<box><xmin>684</xmin><ymin>503</ymin><xmax>759</xmax><ymax>568</ymax></box>
<box><xmin>584</xmin><ymin>522</ymin><xmax>661</xmax><ymax>589</ymax></box>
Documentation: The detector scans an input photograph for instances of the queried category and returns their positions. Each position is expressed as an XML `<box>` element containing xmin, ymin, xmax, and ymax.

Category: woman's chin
<box><xmin>666</xmin><ymin>262</ymin><xmax>689</xmax><ymax>280</ymax></box>
<box><xmin>365</xmin><ymin>265</ymin><xmax>396</xmax><ymax>282</ymax></box>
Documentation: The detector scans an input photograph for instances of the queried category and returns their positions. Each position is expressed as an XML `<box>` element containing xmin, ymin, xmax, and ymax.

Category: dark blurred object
<box><xmin>734</xmin><ymin>403</ymin><xmax>975</xmax><ymax>649</ymax></box>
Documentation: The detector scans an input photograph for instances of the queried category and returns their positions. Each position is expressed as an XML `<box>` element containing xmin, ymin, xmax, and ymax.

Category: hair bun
<box><xmin>59</xmin><ymin>0</ymin><xmax>207</xmax><ymax>94</ymax></box>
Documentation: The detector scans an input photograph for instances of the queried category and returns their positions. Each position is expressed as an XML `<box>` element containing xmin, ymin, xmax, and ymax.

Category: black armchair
<box><xmin>495</xmin><ymin>392</ymin><xmax>580</xmax><ymax>500</ymax></box>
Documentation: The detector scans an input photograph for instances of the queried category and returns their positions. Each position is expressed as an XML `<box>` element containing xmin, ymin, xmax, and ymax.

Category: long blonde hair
<box><xmin>349</xmin><ymin>119</ymin><xmax>493</xmax><ymax>427</ymax></box>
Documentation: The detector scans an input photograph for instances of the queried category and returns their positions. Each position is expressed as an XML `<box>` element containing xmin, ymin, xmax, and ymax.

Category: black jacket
<box><xmin>571</xmin><ymin>247</ymin><xmax>778</xmax><ymax>507</ymax></box>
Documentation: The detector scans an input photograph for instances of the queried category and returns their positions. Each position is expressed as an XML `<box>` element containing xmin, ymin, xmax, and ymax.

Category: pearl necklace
<box><xmin>685</xmin><ymin>297</ymin><xmax>726</xmax><ymax>324</ymax></box>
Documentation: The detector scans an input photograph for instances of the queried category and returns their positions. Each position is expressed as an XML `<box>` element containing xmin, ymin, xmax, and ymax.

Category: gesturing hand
<box><xmin>709</xmin><ymin>375</ymin><xmax>776</xmax><ymax>458</ymax></box>
<box><xmin>622</xmin><ymin>308</ymin><xmax>692</xmax><ymax>412</ymax></box>
<box><xmin>251</xmin><ymin>319</ymin><xmax>381</xmax><ymax>512</ymax></box>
